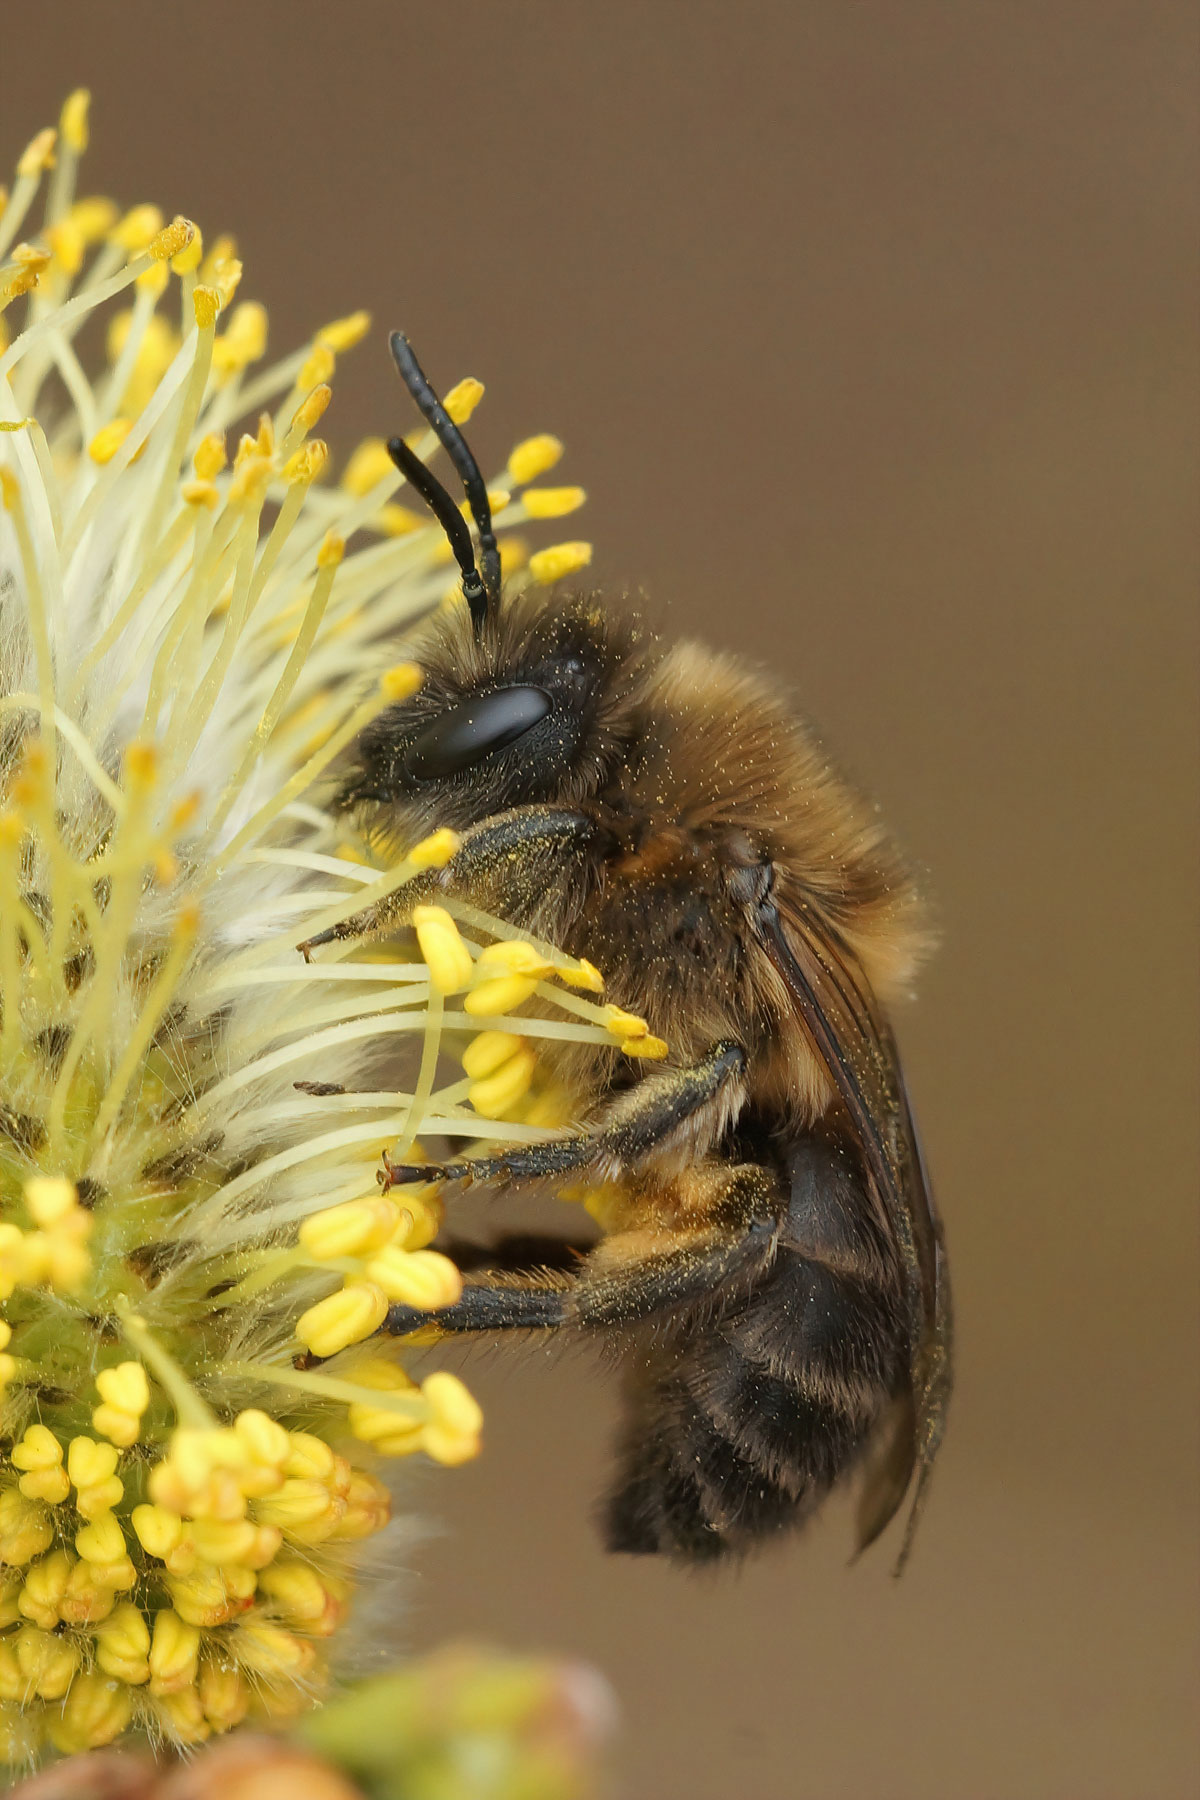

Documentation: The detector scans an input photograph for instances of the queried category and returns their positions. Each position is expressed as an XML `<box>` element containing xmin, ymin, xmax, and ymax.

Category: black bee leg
<box><xmin>383</xmin><ymin>1275</ymin><xmax>573</xmax><ymax>1338</ymax></box>
<box><xmin>379</xmin><ymin>1040</ymin><xmax>748</xmax><ymax>1191</ymax></box>
<box><xmin>300</xmin><ymin>805</ymin><xmax>597</xmax><ymax>953</ymax></box>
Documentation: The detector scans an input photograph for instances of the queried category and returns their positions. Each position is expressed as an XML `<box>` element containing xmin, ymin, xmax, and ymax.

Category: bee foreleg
<box><xmin>300</xmin><ymin>805</ymin><xmax>596</xmax><ymax>953</ymax></box>
<box><xmin>379</xmin><ymin>1040</ymin><xmax>747</xmax><ymax>1190</ymax></box>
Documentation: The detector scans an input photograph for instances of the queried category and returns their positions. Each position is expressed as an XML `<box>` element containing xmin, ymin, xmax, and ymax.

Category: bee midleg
<box><xmin>380</xmin><ymin>1039</ymin><xmax>747</xmax><ymax>1189</ymax></box>
<box><xmin>376</xmin><ymin>1158</ymin><xmax>777</xmax><ymax>1340</ymax></box>
<box><xmin>300</xmin><ymin>805</ymin><xmax>596</xmax><ymax>951</ymax></box>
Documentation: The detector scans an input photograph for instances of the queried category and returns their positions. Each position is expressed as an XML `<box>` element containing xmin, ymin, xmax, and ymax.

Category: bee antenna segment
<box><xmin>388</xmin><ymin>330</ymin><xmax>500</xmax><ymax>632</ymax></box>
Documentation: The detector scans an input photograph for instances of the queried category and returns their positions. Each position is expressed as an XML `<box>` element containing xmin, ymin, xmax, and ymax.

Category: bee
<box><xmin>304</xmin><ymin>332</ymin><xmax>952</xmax><ymax>1566</ymax></box>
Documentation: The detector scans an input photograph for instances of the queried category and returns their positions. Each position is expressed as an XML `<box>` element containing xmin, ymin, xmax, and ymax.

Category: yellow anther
<box><xmin>149</xmin><ymin>1609</ymin><xmax>200</xmax><ymax>1695</ymax></box>
<box><xmin>74</xmin><ymin>1509</ymin><xmax>129</xmax><ymax>1568</ymax></box>
<box><xmin>193</xmin><ymin>431</ymin><xmax>227</xmax><ymax>481</ymax></box>
<box><xmin>59</xmin><ymin>1560</ymin><xmax>118</xmax><ymax>1626</ymax></box>
<box><xmin>296</xmin><ymin>1280</ymin><xmax>389</xmax><ymax>1358</ymax></box>
<box><xmin>15</xmin><ymin>1624</ymin><xmax>79</xmax><ymax>1700</ymax></box>
<box><xmin>0</xmin><ymin>265</ymin><xmax>39</xmax><ymax>308</ymax></box>
<box><xmin>461</xmin><ymin>1029</ymin><xmax>526</xmax><ymax>1082</ymax></box>
<box><xmin>181</xmin><ymin>478</ymin><xmax>219</xmax><ymax>509</ymax></box>
<box><xmin>149</xmin><ymin>216</ymin><xmax>195</xmax><ymax>263</ymax></box>
<box><xmin>0</xmin><ymin>1640</ymin><xmax>21</xmax><ymax>1702</ymax></box>
<box><xmin>381</xmin><ymin>660</ymin><xmax>424</xmax><ymax>703</ymax></box>
<box><xmin>413</xmin><ymin>904</ymin><xmax>474</xmax><ymax>995</ymax></box>
<box><xmin>508</xmin><ymin>433</ymin><xmax>564</xmax><ymax>484</ymax></box>
<box><xmin>212</xmin><ymin>255</ymin><xmax>243</xmax><ymax>307</ymax></box>
<box><xmin>70</xmin><ymin>196</ymin><xmax>119</xmax><ymax>241</ymax></box>
<box><xmin>364</xmin><ymin>1246</ymin><xmax>463</xmax><ymax>1310</ymax></box>
<box><xmin>317</xmin><ymin>310</ymin><xmax>371</xmax><ymax>352</ymax></box>
<box><xmin>291</xmin><ymin>382</ymin><xmax>332</xmax><ymax>435</ymax></box>
<box><xmin>213</xmin><ymin>299</ymin><xmax>268</xmax><ymax>374</ymax></box>
<box><xmin>192</xmin><ymin>283</ymin><xmax>221</xmax><ymax>329</ymax></box>
<box><xmin>603</xmin><ymin>1005</ymin><xmax>648</xmax><ymax>1040</ymax></box>
<box><xmin>522</xmin><ymin>484</ymin><xmax>587</xmax><ymax>519</ymax></box>
<box><xmin>443</xmin><ymin>377</ymin><xmax>484</xmax><ymax>424</ymax></box>
<box><xmin>46</xmin><ymin>218</ymin><xmax>86</xmax><ymax>277</ymax></box>
<box><xmin>347</xmin><ymin>1402</ymin><xmax>424</xmax><ymax>1456</ymax></box>
<box><xmin>228</xmin><ymin>451</ymin><xmax>273</xmax><ymax>505</ymax></box>
<box><xmin>395</xmin><ymin>1191</ymin><xmax>443</xmax><ymax>1250</ymax></box>
<box><xmin>13</xmin><ymin>1426</ymin><xmax>70</xmax><ymax>1505</ymax></box>
<box><xmin>283</xmin><ymin>1432</ymin><xmax>335</xmax><ymax>1482</ymax></box>
<box><xmin>111</xmin><ymin>203</ymin><xmax>163</xmax><ymax>252</ymax></box>
<box><xmin>376</xmin><ymin>501</ymin><xmax>422</xmax><ymax>535</ymax></box>
<box><xmin>233</xmin><ymin>1408</ymin><xmax>290</xmax><ymax>1470</ymax></box>
<box><xmin>257</xmin><ymin>1561</ymin><xmax>329</xmax><ymax>1625</ymax></box>
<box><xmin>341</xmin><ymin>436</ymin><xmax>395</xmax><ymax>495</ymax></box>
<box><xmin>123</xmin><ymin>740</ymin><xmax>158</xmax><ymax>789</ymax></box>
<box><xmin>463</xmin><ymin>973</ymin><xmax>539</xmax><ymax>1017</ymax></box>
<box><xmin>23</xmin><ymin>1176</ymin><xmax>76</xmax><ymax>1228</ymax></box>
<box><xmin>283</xmin><ymin>439</ymin><xmax>328</xmax><ymax>484</ymax></box>
<box><xmin>232</xmin><ymin>1619</ymin><xmax>317</xmax><ymax>1681</ymax></box>
<box><xmin>329</xmin><ymin>1468</ymin><xmax>391</xmax><ymax>1541</ymax></box>
<box><xmin>420</xmin><ymin>1370</ymin><xmax>483</xmax><ymax>1466</ymax></box>
<box><xmin>171</xmin><ymin>221</ymin><xmax>204</xmax><ymax>274</ymax></box>
<box><xmin>68</xmin><ymin>1432</ymin><xmax>125</xmax><ymax>1519</ymax></box>
<box><xmin>130</xmin><ymin>1502</ymin><xmax>183</xmax><ymax>1562</ymax></box>
<box><xmin>50</xmin><ymin>1672</ymin><xmax>134</xmax><ymax>1755</ymax></box>
<box><xmin>251</xmin><ymin>1478</ymin><xmax>336</xmax><ymax>1533</ymax></box>
<box><xmin>559</xmin><ymin>957</ymin><xmax>604</xmax><ymax>992</ymax></box>
<box><xmin>200</xmin><ymin>231</ymin><xmax>238</xmax><ymax>278</ymax></box>
<box><xmin>468</xmin><ymin>1046</ymin><xmax>539</xmax><ymax>1118</ymax></box>
<box><xmin>297</xmin><ymin>343</ymin><xmax>335</xmax><ymax>391</ymax></box>
<box><xmin>317</xmin><ymin>528</ymin><xmax>345</xmax><ymax>568</ymax></box>
<box><xmin>407</xmin><ymin>826</ymin><xmax>459</xmax><ymax>870</ymax></box>
<box><xmin>12</xmin><ymin>1424</ymin><xmax>64</xmax><ymax>1472</ymax></box>
<box><xmin>299</xmin><ymin>1195</ymin><xmax>405</xmax><ymax>1261</ymax></box>
<box><xmin>476</xmin><ymin>939</ymin><xmax>556</xmax><ymax>979</ymax></box>
<box><xmin>529</xmin><ymin>540</ymin><xmax>593</xmax><ymax>584</ymax></box>
<box><xmin>60</xmin><ymin>89</ymin><xmax>91</xmax><ymax>153</ymax></box>
<box><xmin>623</xmin><ymin>1034</ymin><xmax>669</xmax><ymax>1060</ymax></box>
<box><xmin>88</xmin><ymin>418</ymin><xmax>135</xmax><ymax>465</ymax></box>
<box><xmin>96</xmin><ymin>1362</ymin><xmax>149</xmax><ymax>1417</ymax></box>
<box><xmin>167</xmin><ymin>1562</ymin><xmax>256</xmax><ymax>1628</ymax></box>
<box><xmin>198</xmin><ymin>1659</ymin><xmax>250</xmax><ymax>1730</ymax></box>
<box><xmin>18</xmin><ymin>1548</ymin><xmax>73</xmax><ymax>1629</ymax></box>
<box><xmin>18</xmin><ymin>128</ymin><xmax>57</xmax><ymax>180</ymax></box>
<box><xmin>155</xmin><ymin>1685</ymin><xmax>210</xmax><ymax>1744</ymax></box>
<box><xmin>0</xmin><ymin>1489</ymin><xmax>54</xmax><ymax>1565</ymax></box>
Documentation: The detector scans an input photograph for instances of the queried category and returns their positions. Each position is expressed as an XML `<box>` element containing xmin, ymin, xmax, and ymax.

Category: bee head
<box><xmin>337</xmin><ymin>334</ymin><xmax>648</xmax><ymax>838</ymax></box>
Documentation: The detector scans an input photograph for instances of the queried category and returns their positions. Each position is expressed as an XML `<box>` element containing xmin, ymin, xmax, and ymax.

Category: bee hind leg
<box><xmin>380</xmin><ymin>1039</ymin><xmax>747</xmax><ymax>1191</ymax></box>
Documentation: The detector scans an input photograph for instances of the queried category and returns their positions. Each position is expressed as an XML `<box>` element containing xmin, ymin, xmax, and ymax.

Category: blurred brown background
<box><xmin>8</xmin><ymin>3</ymin><xmax>1196</xmax><ymax>1794</ymax></box>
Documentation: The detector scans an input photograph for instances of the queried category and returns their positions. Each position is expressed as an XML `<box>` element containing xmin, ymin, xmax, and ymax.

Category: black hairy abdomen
<box><xmin>604</xmin><ymin>1161</ymin><xmax>907</xmax><ymax>1562</ymax></box>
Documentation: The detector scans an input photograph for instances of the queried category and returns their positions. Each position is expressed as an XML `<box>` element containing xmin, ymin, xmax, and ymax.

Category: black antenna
<box><xmin>387</xmin><ymin>331</ymin><xmax>500</xmax><ymax>634</ymax></box>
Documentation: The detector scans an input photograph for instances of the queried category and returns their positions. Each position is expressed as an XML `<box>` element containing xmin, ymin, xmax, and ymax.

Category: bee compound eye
<box><xmin>403</xmin><ymin>685</ymin><xmax>555</xmax><ymax>781</ymax></box>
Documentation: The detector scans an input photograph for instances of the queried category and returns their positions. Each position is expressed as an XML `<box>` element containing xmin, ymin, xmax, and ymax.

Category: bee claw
<box><xmin>379</xmin><ymin>1149</ymin><xmax>445</xmax><ymax>1192</ymax></box>
<box><xmin>297</xmin><ymin>925</ymin><xmax>339</xmax><ymax>960</ymax></box>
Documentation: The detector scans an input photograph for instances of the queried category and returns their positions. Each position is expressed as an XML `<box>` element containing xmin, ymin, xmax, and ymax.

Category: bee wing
<box><xmin>757</xmin><ymin>893</ymin><xmax>952</xmax><ymax>1569</ymax></box>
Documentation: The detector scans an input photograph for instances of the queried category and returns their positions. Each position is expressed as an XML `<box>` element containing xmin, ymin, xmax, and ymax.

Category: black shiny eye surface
<box><xmin>403</xmin><ymin>685</ymin><xmax>554</xmax><ymax>781</ymax></box>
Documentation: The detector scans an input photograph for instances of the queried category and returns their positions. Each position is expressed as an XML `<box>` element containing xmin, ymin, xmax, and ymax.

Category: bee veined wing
<box><xmin>756</xmin><ymin>891</ymin><xmax>953</xmax><ymax>1569</ymax></box>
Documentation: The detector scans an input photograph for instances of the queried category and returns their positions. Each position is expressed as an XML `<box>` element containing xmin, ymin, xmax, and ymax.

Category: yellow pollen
<box><xmin>522</xmin><ymin>485</ymin><xmax>587</xmax><ymax>519</ymax></box>
<box><xmin>60</xmin><ymin>89</ymin><xmax>91</xmax><ymax>154</ymax></box>
<box><xmin>413</xmin><ymin>905</ymin><xmax>474</xmax><ymax>995</ymax></box>
<box><xmin>381</xmin><ymin>661</ymin><xmax>424</xmax><ymax>702</ymax></box>
<box><xmin>192</xmin><ymin>283</ymin><xmax>221</xmax><ymax>329</ymax></box>
<box><xmin>88</xmin><ymin>418</ymin><xmax>135</xmax><ymax>465</ymax></box>
<box><xmin>508</xmin><ymin>432</ymin><xmax>564</xmax><ymax>483</ymax></box>
<box><xmin>443</xmin><ymin>377</ymin><xmax>484</xmax><ymax>424</ymax></box>
<box><xmin>464</xmin><ymin>973</ymin><xmax>539</xmax><ymax>1017</ymax></box>
<box><xmin>17</xmin><ymin>129</ymin><xmax>57</xmax><ymax>180</ymax></box>
<box><xmin>316</xmin><ymin>310</ymin><xmax>371</xmax><ymax>351</ymax></box>
<box><xmin>171</xmin><ymin>222</ymin><xmax>204</xmax><ymax>273</ymax></box>
<box><xmin>148</xmin><ymin>215</ymin><xmax>195</xmax><ymax>263</ymax></box>
<box><xmin>529</xmin><ymin>541</ymin><xmax>593</xmax><ymax>584</ymax></box>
